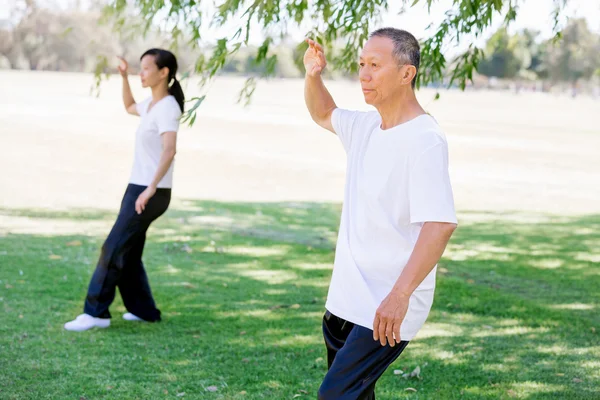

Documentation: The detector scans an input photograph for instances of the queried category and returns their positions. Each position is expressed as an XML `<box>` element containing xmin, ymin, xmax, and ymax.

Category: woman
<box><xmin>65</xmin><ymin>49</ymin><xmax>185</xmax><ymax>331</ymax></box>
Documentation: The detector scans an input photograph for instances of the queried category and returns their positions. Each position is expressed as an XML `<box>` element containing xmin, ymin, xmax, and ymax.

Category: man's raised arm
<box><xmin>304</xmin><ymin>39</ymin><xmax>337</xmax><ymax>133</ymax></box>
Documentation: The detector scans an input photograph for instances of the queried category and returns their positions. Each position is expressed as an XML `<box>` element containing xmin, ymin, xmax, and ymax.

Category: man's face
<box><xmin>358</xmin><ymin>36</ymin><xmax>413</xmax><ymax>106</ymax></box>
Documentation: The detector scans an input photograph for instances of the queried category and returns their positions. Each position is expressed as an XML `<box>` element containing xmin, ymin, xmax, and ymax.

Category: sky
<box><xmin>378</xmin><ymin>0</ymin><xmax>600</xmax><ymax>55</ymax></box>
<box><xmin>2</xmin><ymin>0</ymin><xmax>599</xmax><ymax>49</ymax></box>
<box><xmin>180</xmin><ymin>0</ymin><xmax>600</xmax><ymax>50</ymax></box>
<box><xmin>381</xmin><ymin>0</ymin><xmax>600</xmax><ymax>39</ymax></box>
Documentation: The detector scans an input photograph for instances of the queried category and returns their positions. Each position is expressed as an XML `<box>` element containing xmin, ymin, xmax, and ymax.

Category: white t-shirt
<box><xmin>129</xmin><ymin>95</ymin><xmax>182</xmax><ymax>188</ymax></box>
<box><xmin>325</xmin><ymin>108</ymin><xmax>457</xmax><ymax>341</ymax></box>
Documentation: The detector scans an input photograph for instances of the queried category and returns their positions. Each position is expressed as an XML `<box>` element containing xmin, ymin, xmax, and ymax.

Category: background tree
<box><xmin>476</xmin><ymin>18</ymin><xmax>600</xmax><ymax>93</ymax></box>
<box><xmin>542</xmin><ymin>18</ymin><xmax>600</xmax><ymax>91</ymax></box>
<box><xmin>478</xmin><ymin>28</ymin><xmax>522</xmax><ymax>79</ymax></box>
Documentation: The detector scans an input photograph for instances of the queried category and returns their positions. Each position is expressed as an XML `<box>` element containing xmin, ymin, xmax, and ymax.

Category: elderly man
<box><xmin>303</xmin><ymin>28</ymin><xmax>458</xmax><ymax>399</ymax></box>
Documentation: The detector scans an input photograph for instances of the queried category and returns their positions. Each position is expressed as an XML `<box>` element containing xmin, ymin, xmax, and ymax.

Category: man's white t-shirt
<box><xmin>325</xmin><ymin>108</ymin><xmax>457</xmax><ymax>341</ymax></box>
<box><xmin>129</xmin><ymin>95</ymin><xmax>182</xmax><ymax>189</ymax></box>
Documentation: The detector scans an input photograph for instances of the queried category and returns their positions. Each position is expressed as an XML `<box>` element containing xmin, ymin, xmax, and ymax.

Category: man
<box><xmin>304</xmin><ymin>28</ymin><xmax>458</xmax><ymax>399</ymax></box>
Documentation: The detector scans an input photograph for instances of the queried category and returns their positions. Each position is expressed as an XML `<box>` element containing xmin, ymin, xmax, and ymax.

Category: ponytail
<box><xmin>169</xmin><ymin>78</ymin><xmax>185</xmax><ymax>113</ymax></box>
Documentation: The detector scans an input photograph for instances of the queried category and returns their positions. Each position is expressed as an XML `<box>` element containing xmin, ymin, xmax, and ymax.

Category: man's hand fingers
<box><xmin>373</xmin><ymin>315</ymin><xmax>380</xmax><ymax>341</ymax></box>
<box><xmin>318</xmin><ymin>51</ymin><xmax>326</xmax><ymax>67</ymax></box>
<box><xmin>378</xmin><ymin>318</ymin><xmax>387</xmax><ymax>346</ymax></box>
<box><xmin>393</xmin><ymin>321</ymin><xmax>401</xmax><ymax>344</ymax></box>
<box><xmin>385</xmin><ymin>323</ymin><xmax>395</xmax><ymax>347</ymax></box>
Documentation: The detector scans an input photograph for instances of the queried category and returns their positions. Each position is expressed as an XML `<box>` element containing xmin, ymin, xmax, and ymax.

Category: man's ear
<box><xmin>401</xmin><ymin>65</ymin><xmax>417</xmax><ymax>86</ymax></box>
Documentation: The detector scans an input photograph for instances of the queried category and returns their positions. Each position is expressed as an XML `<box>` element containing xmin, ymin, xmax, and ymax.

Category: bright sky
<box><xmin>201</xmin><ymin>0</ymin><xmax>600</xmax><ymax>43</ymax></box>
<box><xmin>378</xmin><ymin>0</ymin><xmax>600</xmax><ymax>55</ymax></box>
<box><xmin>382</xmin><ymin>0</ymin><xmax>600</xmax><ymax>38</ymax></box>
<box><xmin>2</xmin><ymin>0</ymin><xmax>599</xmax><ymax>49</ymax></box>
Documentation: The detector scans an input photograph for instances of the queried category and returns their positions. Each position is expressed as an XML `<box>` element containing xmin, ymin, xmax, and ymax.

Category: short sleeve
<box><xmin>331</xmin><ymin>108</ymin><xmax>362</xmax><ymax>153</ymax></box>
<box><xmin>409</xmin><ymin>142</ymin><xmax>457</xmax><ymax>224</ymax></box>
<box><xmin>156</xmin><ymin>101</ymin><xmax>182</xmax><ymax>135</ymax></box>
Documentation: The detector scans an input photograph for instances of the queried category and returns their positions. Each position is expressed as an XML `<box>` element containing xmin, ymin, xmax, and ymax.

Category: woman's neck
<box><xmin>151</xmin><ymin>84</ymin><xmax>169</xmax><ymax>102</ymax></box>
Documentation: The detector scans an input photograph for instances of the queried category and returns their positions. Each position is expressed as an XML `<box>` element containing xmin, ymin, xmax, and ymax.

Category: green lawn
<box><xmin>0</xmin><ymin>202</ymin><xmax>598</xmax><ymax>399</ymax></box>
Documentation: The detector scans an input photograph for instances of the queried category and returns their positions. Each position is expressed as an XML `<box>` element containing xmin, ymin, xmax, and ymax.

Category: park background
<box><xmin>1</xmin><ymin>0</ymin><xmax>599</xmax><ymax>399</ymax></box>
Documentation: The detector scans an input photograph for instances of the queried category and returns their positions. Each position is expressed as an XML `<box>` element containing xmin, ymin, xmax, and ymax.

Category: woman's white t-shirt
<box><xmin>325</xmin><ymin>108</ymin><xmax>457</xmax><ymax>341</ymax></box>
<box><xmin>129</xmin><ymin>95</ymin><xmax>182</xmax><ymax>189</ymax></box>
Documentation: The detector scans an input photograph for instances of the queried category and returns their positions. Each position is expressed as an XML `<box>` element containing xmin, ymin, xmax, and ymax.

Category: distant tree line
<box><xmin>476</xmin><ymin>19</ymin><xmax>600</xmax><ymax>94</ymax></box>
<box><xmin>1</xmin><ymin>2</ymin><xmax>598</xmax><ymax>95</ymax></box>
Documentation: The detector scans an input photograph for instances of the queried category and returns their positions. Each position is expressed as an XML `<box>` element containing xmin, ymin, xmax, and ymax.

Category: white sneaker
<box><xmin>64</xmin><ymin>313</ymin><xmax>110</xmax><ymax>331</ymax></box>
<box><xmin>123</xmin><ymin>312</ymin><xmax>146</xmax><ymax>322</ymax></box>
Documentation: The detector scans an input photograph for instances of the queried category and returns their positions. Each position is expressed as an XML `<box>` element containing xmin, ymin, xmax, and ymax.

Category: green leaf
<box><xmin>60</xmin><ymin>27</ymin><xmax>73</xmax><ymax>39</ymax></box>
<box><xmin>95</xmin><ymin>0</ymin><xmax>573</xmax><ymax>102</ymax></box>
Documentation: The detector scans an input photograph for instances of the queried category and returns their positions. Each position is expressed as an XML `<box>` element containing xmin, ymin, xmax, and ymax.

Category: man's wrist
<box><xmin>391</xmin><ymin>285</ymin><xmax>413</xmax><ymax>300</ymax></box>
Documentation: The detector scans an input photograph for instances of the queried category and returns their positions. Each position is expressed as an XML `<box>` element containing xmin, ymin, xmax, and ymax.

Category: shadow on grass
<box><xmin>0</xmin><ymin>203</ymin><xmax>598</xmax><ymax>399</ymax></box>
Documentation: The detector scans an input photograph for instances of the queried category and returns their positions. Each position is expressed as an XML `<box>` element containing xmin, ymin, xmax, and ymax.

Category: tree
<box><xmin>478</xmin><ymin>28</ymin><xmax>522</xmax><ymax>79</ymax></box>
<box><xmin>12</xmin><ymin>9</ymin><xmax>58</xmax><ymax>70</ymax></box>
<box><xmin>0</xmin><ymin>29</ymin><xmax>15</xmax><ymax>69</ymax></box>
<box><xmin>478</xmin><ymin>28</ymin><xmax>547</xmax><ymax>84</ymax></box>
<box><xmin>543</xmin><ymin>18</ymin><xmax>600</xmax><ymax>88</ymax></box>
<box><xmin>99</xmin><ymin>0</ymin><xmax>570</xmax><ymax>112</ymax></box>
<box><xmin>514</xmin><ymin>29</ymin><xmax>545</xmax><ymax>76</ymax></box>
<box><xmin>3</xmin><ymin>0</ymin><xmax>120</xmax><ymax>72</ymax></box>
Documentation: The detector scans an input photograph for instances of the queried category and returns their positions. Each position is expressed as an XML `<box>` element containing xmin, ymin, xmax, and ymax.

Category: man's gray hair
<box><xmin>370</xmin><ymin>28</ymin><xmax>420</xmax><ymax>89</ymax></box>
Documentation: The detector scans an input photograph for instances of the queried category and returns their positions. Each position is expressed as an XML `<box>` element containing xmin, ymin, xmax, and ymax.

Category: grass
<box><xmin>0</xmin><ymin>202</ymin><xmax>598</xmax><ymax>399</ymax></box>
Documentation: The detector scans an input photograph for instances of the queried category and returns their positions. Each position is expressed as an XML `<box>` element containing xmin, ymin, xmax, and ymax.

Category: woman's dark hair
<box><xmin>141</xmin><ymin>48</ymin><xmax>185</xmax><ymax>113</ymax></box>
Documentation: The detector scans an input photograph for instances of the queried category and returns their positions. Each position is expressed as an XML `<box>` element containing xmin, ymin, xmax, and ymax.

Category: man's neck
<box><xmin>377</xmin><ymin>89</ymin><xmax>426</xmax><ymax>130</ymax></box>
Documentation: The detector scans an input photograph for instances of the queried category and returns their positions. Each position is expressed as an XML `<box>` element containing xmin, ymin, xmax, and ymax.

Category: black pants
<box><xmin>83</xmin><ymin>184</ymin><xmax>171</xmax><ymax>321</ymax></box>
<box><xmin>318</xmin><ymin>311</ymin><xmax>410</xmax><ymax>400</ymax></box>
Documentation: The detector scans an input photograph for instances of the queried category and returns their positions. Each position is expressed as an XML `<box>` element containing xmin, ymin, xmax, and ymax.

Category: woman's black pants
<box><xmin>83</xmin><ymin>184</ymin><xmax>170</xmax><ymax>322</ymax></box>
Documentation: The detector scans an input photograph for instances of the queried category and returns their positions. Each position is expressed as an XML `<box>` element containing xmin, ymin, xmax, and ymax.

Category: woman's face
<box><xmin>139</xmin><ymin>55</ymin><xmax>168</xmax><ymax>88</ymax></box>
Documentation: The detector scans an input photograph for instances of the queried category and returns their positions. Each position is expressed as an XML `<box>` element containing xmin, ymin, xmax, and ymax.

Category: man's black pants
<box><xmin>318</xmin><ymin>311</ymin><xmax>410</xmax><ymax>400</ymax></box>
